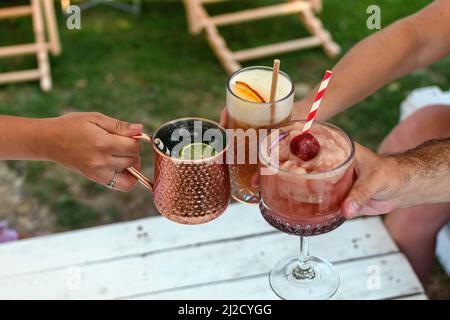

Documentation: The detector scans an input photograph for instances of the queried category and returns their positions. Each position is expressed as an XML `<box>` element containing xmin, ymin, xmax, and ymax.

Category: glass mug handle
<box><xmin>126</xmin><ymin>133</ymin><xmax>154</xmax><ymax>191</ymax></box>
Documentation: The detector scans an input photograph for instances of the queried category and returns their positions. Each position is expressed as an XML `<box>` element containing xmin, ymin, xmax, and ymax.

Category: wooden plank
<box><xmin>183</xmin><ymin>0</ymin><xmax>203</xmax><ymax>34</ymax></box>
<box><xmin>0</xmin><ymin>205</ymin><xmax>392</xmax><ymax>279</ymax></box>
<box><xmin>42</xmin><ymin>0</ymin><xmax>62</xmax><ymax>55</ymax></box>
<box><xmin>332</xmin><ymin>253</ymin><xmax>423</xmax><ymax>300</ymax></box>
<box><xmin>61</xmin><ymin>0</ymin><xmax>70</xmax><ymax>12</ymax></box>
<box><xmin>131</xmin><ymin>253</ymin><xmax>424</xmax><ymax>300</ymax></box>
<box><xmin>0</xmin><ymin>204</ymin><xmax>273</xmax><ymax>278</ymax></box>
<box><xmin>0</xmin><ymin>252</ymin><xmax>423</xmax><ymax>300</ymax></box>
<box><xmin>0</xmin><ymin>43</ymin><xmax>43</xmax><ymax>58</ymax></box>
<box><xmin>289</xmin><ymin>0</ymin><xmax>322</xmax><ymax>13</ymax></box>
<box><xmin>296</xmin><ymin>6</ymin><xmax>340</xmax><ymax>58</ymax></box>
<box><xmin>205</xmin><ymin>25</ymin><xmax>240</xmax><ymax>74</ymax></box>
<box><xmin>233</xmin><ymin>36</ymin><xmax>322</xmax><ymax>62</ymax></box>
<box><xmin>0</xmin><ymin>216</ymin><xmax>398</xmax><ymax>299</ymax></box>
<box><xmin>31</xmin><ymin>0</ymin><xmax>52</xmax><ymax>91</ymax></box>
<box><xmin>0</xmin><ymin>69</ymin><xmax>40</xmax><ymax>84</ymax></box>
<box><xmin>0</xmin><ymin>5</ymin><xmax>32</xmax><ymax>20</ymax></box>
<box><xmin>309</xmin><ymin>0</ymin><xmax>322</xmax><ymax>13</ymax></box>
<box><xmin>191</xmin><ymin>1</ymin><xmax>240</xmax><ymax>73</ymax></box>
<box><xmin>209</xmin><ymin>2</ymin><xmax>309</xmax><ymax>27</ymax></box>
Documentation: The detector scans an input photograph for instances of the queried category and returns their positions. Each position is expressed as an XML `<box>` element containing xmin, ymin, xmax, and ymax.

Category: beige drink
<box><xmin>226</xmin><ymin>66</ymin><xmax>294</xmax><ymax>204</ymax></box>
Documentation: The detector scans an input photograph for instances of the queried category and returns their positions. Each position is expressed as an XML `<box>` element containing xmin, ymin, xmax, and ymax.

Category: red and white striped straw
<box><xmin>302</xmin><ymin>70</ymin><xmax>333</xmax><ymax>134</ymax></box>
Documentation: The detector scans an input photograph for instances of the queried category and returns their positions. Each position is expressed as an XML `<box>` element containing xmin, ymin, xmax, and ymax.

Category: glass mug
<box><xmin>127</xmin><ymin>118</ymin><xmax>231</xmax><ymax>225</ymax></box>
<box><xmin>226</xmin><ymin>66</ymin><xmax>294</xmax><ymax>205</ymax></box>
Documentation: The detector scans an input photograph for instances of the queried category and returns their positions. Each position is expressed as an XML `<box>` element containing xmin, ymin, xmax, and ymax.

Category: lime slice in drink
<box><xmin>179</xmin><ymin>143</ymin><xmax>217</xmax><ymax>160</ymax></box>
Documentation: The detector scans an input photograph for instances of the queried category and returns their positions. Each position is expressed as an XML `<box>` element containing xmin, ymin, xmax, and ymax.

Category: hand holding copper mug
<box><xmin>127</xmin><ymin>118</ymin><xmax>231</xmax><ymax>225</ymax></box>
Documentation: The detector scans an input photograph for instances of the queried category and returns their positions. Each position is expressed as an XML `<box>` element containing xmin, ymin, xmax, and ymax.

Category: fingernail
<box><xmin>129</xmin><ymin>123</ymin><xmax>143</xmax><ymax>132</ymax></box>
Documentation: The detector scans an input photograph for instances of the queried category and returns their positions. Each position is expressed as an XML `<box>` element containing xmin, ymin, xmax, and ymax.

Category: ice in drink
<box><xmin>259</xmin><ymin>121</ymin><xmax>355</xmax><ymax>235</ymax></box>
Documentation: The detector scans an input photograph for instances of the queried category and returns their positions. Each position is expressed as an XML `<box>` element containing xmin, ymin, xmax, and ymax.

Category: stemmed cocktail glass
<box><xmin>258</xmin><ymin>120</ymin><xmax>355</xmax><ymax>300</ymax></box>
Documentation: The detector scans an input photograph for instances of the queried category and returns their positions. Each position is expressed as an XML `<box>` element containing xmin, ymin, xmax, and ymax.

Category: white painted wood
<box><xmin>0</xmin><ymin>204</ymin><xmax>272</xmax><ymax>278</ymax></box>
<box><xmin>332</xmin><ymin>253</ymin><xmax>423</xmax><ymax>300</ymax></box>
<box><xmin>0</xmin><ymin>205</ymin><xmax>391</xmax><ymax>279</ymax></box>
<box><xmin>0</xmin><ymin>214</ymin><xmax>399</xmax><ymax>299</ymax></box>
<box><xmin>132</xmin><ymin>254</ymin><xmax>424</xmax><ymax>300</ymax></box>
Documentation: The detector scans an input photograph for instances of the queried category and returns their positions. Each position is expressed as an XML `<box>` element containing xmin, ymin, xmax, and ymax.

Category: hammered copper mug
<box><xmin>126</xmin><ymin>118</ymin><xmax>231</xmax><ymax>225</ymax></box>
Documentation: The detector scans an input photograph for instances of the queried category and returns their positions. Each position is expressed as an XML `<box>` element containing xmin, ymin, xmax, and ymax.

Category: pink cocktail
<box><xmin>259</xmin><ymin>120</ymin><xmax>355</xmax><ymax>300</ymax></box>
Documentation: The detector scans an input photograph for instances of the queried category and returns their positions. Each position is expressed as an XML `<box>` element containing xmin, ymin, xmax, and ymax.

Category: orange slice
<box><xmin>234</xmin><ymin>81</ymin><xmax>266</xmax><ymax>103</ymax></box>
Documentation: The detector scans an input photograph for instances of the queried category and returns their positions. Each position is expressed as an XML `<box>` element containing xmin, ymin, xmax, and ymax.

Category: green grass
<box><xmin>0</xmin><ymin>0</ymin><xmax>449</xmax><ymax>230</ymax></box>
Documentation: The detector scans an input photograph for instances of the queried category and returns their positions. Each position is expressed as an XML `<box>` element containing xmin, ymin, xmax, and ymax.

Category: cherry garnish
<box><xmin>289</xmin><ymin>133</ymin><xmax>320</xmax><ymax>161</ymax></box>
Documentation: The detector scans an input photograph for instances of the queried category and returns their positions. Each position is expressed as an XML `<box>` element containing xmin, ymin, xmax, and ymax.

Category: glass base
<box><xmin>269</xmin><ymin>256</ymin><xmax>339</xmax><ymax>300</ymax></box>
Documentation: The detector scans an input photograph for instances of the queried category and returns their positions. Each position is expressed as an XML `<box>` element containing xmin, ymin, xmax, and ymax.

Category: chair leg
<box><xmin>42</xmin><ymin>0</ymin><xmax>61</xmax><ymax>56</ymax></box>
<box><xmin>298</xmin><ymin>6</ymin><xmax>340</xmax><ymax>58</ymax></box>
<box><xmin>31</xmin><ymin>0</ymin><xmax>52</xmax><ymax>91</ymax></box>
<box><xmin>61</xmin><ymin>0</ymin><xmax>70</xmax><ymax>12</ymax></box>
<box><xmin>192</xmin><ymin>1</ymin><xmax>240</xmax><ymax>74</ymax></box>
<box><xmin>183</xmin><ymin>0</ymin><xmax>203</xmax><ymax>35</ymax></box>
<box><xmin>204</xmin><ymin>25</ymin><xmax>240</xmax><ymax>74</ymax></box>
<box><xmin>310</xmin><ymin>0</ymin><xmax>322</xmax><ymax>13</ymax></box>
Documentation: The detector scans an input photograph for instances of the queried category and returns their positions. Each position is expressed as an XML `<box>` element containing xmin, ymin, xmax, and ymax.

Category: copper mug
<box><xmin>126</xmin><ymin>118</ymin><xmax>231</xmax><ymax>224</ymax></box>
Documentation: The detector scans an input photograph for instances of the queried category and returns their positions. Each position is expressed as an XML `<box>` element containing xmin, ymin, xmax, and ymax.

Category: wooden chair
<box><xmin>61</xmin><ymin>0</ymin><xmax>141</xmax><ymax>15</ymax></box>
<box><xmin>0</xmin><ymin>0</ymin><xmax>61</xmax><ymax>91</ymax></box>
<box><xmin>182</xmin><ymin>0</ymin><xmax>340</xmax><ymax>74</ymax></box>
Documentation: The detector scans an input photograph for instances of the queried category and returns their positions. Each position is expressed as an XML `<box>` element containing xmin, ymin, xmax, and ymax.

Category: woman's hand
<box><xmin>46</xmin><ymin>112</ymin><xmax>143</xmax><ymax>191</ymax></box>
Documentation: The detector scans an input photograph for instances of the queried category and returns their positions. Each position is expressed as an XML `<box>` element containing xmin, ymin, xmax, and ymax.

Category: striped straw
<box><xmin>302</xmin><ymin>70</ymin><xmax>333</xmax><ymax>134</ymax></box>
<box><xmin>154</xmin><ymin>138</ymin><xmax>171</xmax><ymax>156</ymax></box>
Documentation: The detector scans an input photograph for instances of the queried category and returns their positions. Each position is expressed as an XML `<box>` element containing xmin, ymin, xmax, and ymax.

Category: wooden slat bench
<box><xmin>0</xmin><ymin>203</ymin><xmax>425</xmax><ymax>300</ymax></box>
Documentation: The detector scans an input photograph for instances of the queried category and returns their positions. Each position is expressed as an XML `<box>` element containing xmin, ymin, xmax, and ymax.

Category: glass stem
<box><xmin>293</xmin><ymin>236</ymin><xmax>316</xmax><ymax>280</ymax></box>
<box><xmin>299</xmin><ymin>235</ymin><xmax>310</xmax><ymax>265</ymax></box>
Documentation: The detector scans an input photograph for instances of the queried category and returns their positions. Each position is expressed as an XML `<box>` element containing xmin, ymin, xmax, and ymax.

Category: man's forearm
<box><xmin>0</xmin><ymin>116</ymin><xmax>56</xmax><ymax>161</ymax></box>
<box><xmin>390</xmin><ymin>138</ymin><xmax>450</xmax><ymax>207</ymax></box>
<box><xmin>293</xmin><ymin>0</ymin><xmax>450</xmax><ymax>121</ymax></box>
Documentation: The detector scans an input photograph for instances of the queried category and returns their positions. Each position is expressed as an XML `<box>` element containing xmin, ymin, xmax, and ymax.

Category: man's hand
<box><xmin>46</xmin><ymin>112</ymin><xmax>143</xmax><ymax>192</ymax></box>
<box><xmin>342</xmin><ymin>144</ymin><xmax>405</xmax><ymax>219</ymax></box>
<box><xmin>344</xmin><ymin>138</ymin><xmax>450</xmax><ymax>219</ymax></box>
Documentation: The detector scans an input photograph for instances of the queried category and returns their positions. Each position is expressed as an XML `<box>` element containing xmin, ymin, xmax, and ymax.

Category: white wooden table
<box><xmin>0</xmin><ymin>204</ymin><xmax>426</xmax><ymax>300</ymax></box>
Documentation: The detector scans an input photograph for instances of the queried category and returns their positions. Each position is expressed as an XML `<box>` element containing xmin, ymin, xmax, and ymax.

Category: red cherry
<box><xmin>290</xmin><ymin>133</ymin><xmax>320</xmax><ymax>161</ymax></box>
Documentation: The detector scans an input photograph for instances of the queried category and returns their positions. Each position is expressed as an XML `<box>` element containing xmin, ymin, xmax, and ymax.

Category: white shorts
<box><xmin>400</xmin><ymin>86</ymin><xmax>450</xmax><ymax>121</ymax></box>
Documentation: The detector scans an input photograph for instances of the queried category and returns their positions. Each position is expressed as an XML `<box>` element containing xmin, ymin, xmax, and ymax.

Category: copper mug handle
<box><xmin>126</xmin><ymin>133</ymin><xmax>154</xmax><ymax>191</ymax></box>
